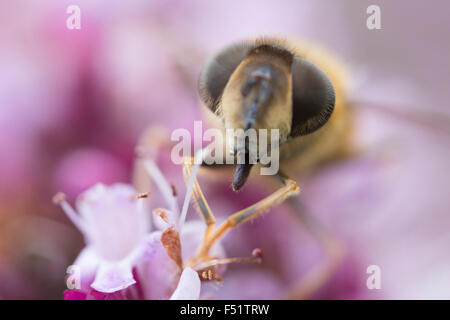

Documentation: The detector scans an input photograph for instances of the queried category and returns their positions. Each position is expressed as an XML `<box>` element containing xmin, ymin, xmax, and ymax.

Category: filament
<box><xmin>143</xmin><ymin>158</ymin><xmax>180</xmax><ymax>220</ymax></box>
<box><xmin>52</xmin><ymin>192</ymin><xmax>87</xmax><ymax>235</ymax></box>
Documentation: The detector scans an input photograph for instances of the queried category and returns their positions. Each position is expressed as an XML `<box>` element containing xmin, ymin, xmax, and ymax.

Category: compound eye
<box><xmin>199</xmin><ymin>42</ymin><xmax>253</xmax><ymax>113</ymax></box>
<box><xmin>290</xmin><ymin>57</ymin><xmax>335</xmax><ymax>137</ymax></box>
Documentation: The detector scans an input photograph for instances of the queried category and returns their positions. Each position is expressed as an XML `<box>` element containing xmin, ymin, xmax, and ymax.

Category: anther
<box><xmin>154</xmin><ymin>208</ymin><xmax>169</xmax><ymax>223</ymax></box>
<box><xmin>52</xmin><ymin>192</ymin><xmax>67</xmax><ymax>205</ymax></box>
<box><xmin>252</xmin><ymin>248</ymin><xmax>263</xmax><ymax>264</ymax></box>
<box><xmin>170</xmin><ymin>183</ymin><xmax>177</xmax><ymax>197</ymax></box>
<box><xmin>137</xmin><ymin>192</ymin><xmax>150</xmax><ymax>199</ymax></box>
<box><xmin>198</xmin><ymin>268</ymin><xmax>221</xmax><ymax>282</ymax></box>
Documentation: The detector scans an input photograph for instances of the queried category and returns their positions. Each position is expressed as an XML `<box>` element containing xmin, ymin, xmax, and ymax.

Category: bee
<box><xmin>161</xmin><ymin>37</ymin><xmax>354</xmax><ymax>298</ymax></box>
<box><xmin>198</xmin><ymin>37</ymin><xmax>352</xmax><ymax>191</ymax></box>
<box><xmin>138</xmin><ymin>38</ymin><xmax>447</xmax><ymax>298</ymax></box>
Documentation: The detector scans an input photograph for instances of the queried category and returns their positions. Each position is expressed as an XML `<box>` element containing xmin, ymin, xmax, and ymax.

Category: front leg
<box><xmin>193</xmin><ymin>173</ymin><xmax>300</xmax><ymax>260</ymax></box>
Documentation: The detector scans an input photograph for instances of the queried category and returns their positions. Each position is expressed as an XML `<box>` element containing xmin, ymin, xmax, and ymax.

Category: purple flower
<box><xmin>55</xmin><ymin>154</ymin><xmax>232</xmax><ymax>300</ymax></box>
<box><xmin>54</xmin><ymin>183</ymin><xmax>150</xmax><ymax>293</ymax></box>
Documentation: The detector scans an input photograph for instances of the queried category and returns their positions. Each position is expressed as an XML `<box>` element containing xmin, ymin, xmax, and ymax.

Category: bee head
<box><xmin>199</xmin><ymin>40</ymin><xmax>335</xmax><ymax>191</ymax></box>
<box><xmin>221</xmin><ymin>44</ymin><xmax>294</xmax><ymax>142</ymax></box>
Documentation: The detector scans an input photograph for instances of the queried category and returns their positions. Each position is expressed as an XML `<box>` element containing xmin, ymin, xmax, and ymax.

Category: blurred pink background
<box><xmin>0</xmin><ymin>0</ymin><xmax>449</xmax><ymax>299</ymax></box>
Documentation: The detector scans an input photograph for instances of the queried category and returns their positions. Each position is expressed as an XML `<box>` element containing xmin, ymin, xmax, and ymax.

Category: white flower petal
<box><xmin>136</xmin><ymin>231</ymin><xmax>181</xmax><ymax>299</ymax></box>
<box><xmin>73</xmin><ymin>246</ymin><xmax>101</xmax><ymax>287</ymax></box>
<box><xmin>75</xmin><ymin>183</ymin><xmax>150</xmax><ymax>261</ymax></box>
<box><xmin>169</xmin><ymin>267</ymin><xmax>201</xmax><ymax>300</ymax></box>
<box><xmin>91</xmin><ymin>261</ymin><xmax>136</xmax><ymax>293</ymax></box>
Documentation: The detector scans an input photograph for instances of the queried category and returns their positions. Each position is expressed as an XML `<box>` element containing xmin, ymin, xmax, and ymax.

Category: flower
<box><xmin>57</xmin><ymin>146</ymin><xmax>272</xmax><ymax>300</ymax></box>
<box><xmin>56</xmin><ymin>179</ymin><xmax>206</xmax><ymax>299</ymax></box>
<box><xmin>56</xmin><ymin>152</ymin><xmax>234</xmax><ymax>300</ymax></box>
<box><xmin>62</xmin><ymin>219</ymin><xmax>219</xmax><ymax>300</ymax></box>
<box><xmin>53</xmin><ymin>183</ymin><xmax>150</xmax><ymax>293</ymax></box>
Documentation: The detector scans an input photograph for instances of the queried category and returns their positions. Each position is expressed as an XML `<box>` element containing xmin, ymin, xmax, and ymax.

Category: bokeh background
<box><xmin>0</xmin><ymin>0</ymin><xmax>449</xmax><ymax>299</ymax></box>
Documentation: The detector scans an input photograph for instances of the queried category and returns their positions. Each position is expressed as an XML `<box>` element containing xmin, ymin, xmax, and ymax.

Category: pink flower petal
<box><xmin>135</xmin><ymin>232</ymin><xmax>180</xmax><ymax>299</ymax></box>
<box><xmin>64</xmin><ymin>290</ymin><xmax>88</xmax><ymax>300</ymax></box>
<box><xmin>91</xmin><ymin>261</ymin><xmax>136</xmax><ymax>293</ymax></box>
<box><xmin>169</xmin><ymin>267</ymin><xmax>200</xmax><ymax>300</ymax></box>
<box><xmin>180</xmin><ymin>221</ymin><xmax>226</xmax><ymax>261</ymax></box>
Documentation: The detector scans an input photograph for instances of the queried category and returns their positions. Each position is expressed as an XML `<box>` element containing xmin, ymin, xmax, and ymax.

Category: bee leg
<box><xmin>182</xmin><ymin>157</ymin><xmax>216</xmax><ymax>240</ymax></box>
<box><xmin>195</xmin><ymin>175</ymin><xmax>300</xmax><ymax>258</ymax></box>
<box><xmin>183</xmin><ymin>158</ymin><xmax>264</xmax><ymax>272</ymax></box>
<box><xmin>283</xmin><ymin>196</ymin><xmax>344</xmax><ymax>299</ymax></box>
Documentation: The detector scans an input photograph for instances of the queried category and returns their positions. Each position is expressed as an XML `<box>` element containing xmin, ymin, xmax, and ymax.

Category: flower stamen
<box><xmin>52</xmin><ymin>192</ymin><xmax>86</xmax><ymax>234</ymax></box>
<box><xmin>137</xmin><ymin>192</ymin><xmax>150</xmax><ymax>199</ymax></box>
<box><xmin>154</xmin><ymin>208</ymin><xmax>169</xmax><ymax>224</ymax></box>
<box><xmin>140</xmin><ymin>156</ymin><xmax>180</xmax><ymax>221</ymax></box>
<box><xmin>197</xmin><ymin>268</ymin><xmax>222</xmax><ymax>282</ymax></box>
<box><xmin>170</xmin><ymin>183</ymin><xmax>177</xmax><ymax>197</ymax></box>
